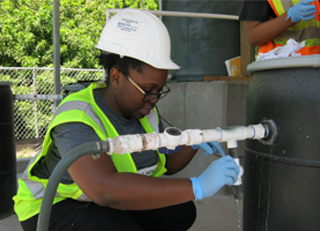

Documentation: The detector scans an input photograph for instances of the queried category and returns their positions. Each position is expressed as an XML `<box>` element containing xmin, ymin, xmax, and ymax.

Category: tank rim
<box><xmin>247</xmin><ymin>54</ymin><xmax>320</xmax><ymax>72</ymax></box>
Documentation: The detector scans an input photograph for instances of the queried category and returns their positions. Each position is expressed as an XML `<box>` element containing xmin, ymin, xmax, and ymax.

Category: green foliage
<box><xmin>1</xmin><ymin>0</ymin><xmax>158</xmax><ymax>139</ymax></box>
<box><xmin>0</xmin><ymin>0</ymin><xmax>158</xmax><ymax>68</ymax></box>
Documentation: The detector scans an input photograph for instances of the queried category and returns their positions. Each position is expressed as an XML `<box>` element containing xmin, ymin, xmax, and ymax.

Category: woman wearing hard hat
<box><xmin>14</xmin><ymin>9</ymin><xmax>240</xmax><ymax>231</ymax></box>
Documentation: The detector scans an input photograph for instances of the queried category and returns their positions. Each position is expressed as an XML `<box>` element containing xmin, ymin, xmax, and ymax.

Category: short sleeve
<box><xmin>52</xmin><ymin>122</ymin><xmax>100</xmax><ymax>159</ymax></box>
<box><xmin>239</xmin><ymin>0</ymin><xmax>276</xmax><ymax>22</ymax></box>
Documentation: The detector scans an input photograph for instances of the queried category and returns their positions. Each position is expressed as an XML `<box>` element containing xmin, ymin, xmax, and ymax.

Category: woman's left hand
<box><xmin>191</xmin><ymin>142</ymin><xmax>225</xmax><ymax>156</ymax></box>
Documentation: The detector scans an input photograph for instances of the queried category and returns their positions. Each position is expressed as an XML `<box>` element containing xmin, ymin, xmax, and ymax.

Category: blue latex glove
<box><xmin>190</xmin><ymin>156</ymin><xmax>240</xmax><ymax>201</ymax></box>
<box><xmin>287</xmin><ymin>0</ymin><xmax>317</xmax><ymax>23</ymax></box>
<box><xmin>158</xmin><ymin>145</ymin><xmax>182</xmax><ymax>155</ymax></box>
<box><xmin>191</xmin><ymin>141</ymin><xmax>225</xmax><ymax>156</ymax></box>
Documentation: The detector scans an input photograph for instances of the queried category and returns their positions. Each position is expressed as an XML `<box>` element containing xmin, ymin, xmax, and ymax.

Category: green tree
<box><xmin>0</xmin><ymin>0</ymin><xmax>158</xmax><ymax>68</ymax></box>
<box><xmin>0</xmin><ymin>0</ymin><xmax>158</xmax><ymax>139</ymax></box>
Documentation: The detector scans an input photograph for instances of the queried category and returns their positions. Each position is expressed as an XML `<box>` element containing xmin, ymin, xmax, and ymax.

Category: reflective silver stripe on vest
<box><xmin>54</xmin><ymin>101</ymin><xmax>106</xmax><ymax>135</ymax></box>
<box><xmin>25</xmin><ymin>179</ymin><xmax>62</xmax><ymax>199</ymax></box>
<box><xmin>146</xmin><ymin>109</ymin><xmax>158</xmax><ymax>133</ymax></box>
<box><xmin>20</xmin><ymin>101</ymin><xmax>105</xmax><ymax>201</ymax></box>
<box><xmin>278</xmin><ymin>26</ymin><xmax>319</xmax><ymax>41</ymax></box>
<box><xmin>77</xmin><ymin>193</ymin><xmax>91</xmax><ymax>201</ymax></box>
<box><xmin>21</xmin><ymin>157</ymin><xmax>90</xmax><ymax>200</ymax></box>
<box><xmin>20</xmin><ymin>157</ymin><xmax>63</xmax><ymax>199</ymax></box>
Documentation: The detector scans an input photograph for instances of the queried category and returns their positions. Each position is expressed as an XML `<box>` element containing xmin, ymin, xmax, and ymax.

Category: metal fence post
<box><xmin>32</xmin><ymin>67</ymin><xmax>39</xmax><ymax>138</ymax></box>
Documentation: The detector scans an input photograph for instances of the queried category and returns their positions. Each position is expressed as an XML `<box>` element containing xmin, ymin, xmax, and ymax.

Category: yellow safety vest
<box><xmin>258</xmin><ymin>0</ymin><xmax>320</xmax><ymax>56</ymax></box>
<box><xmin>13</xmin><ymin>82</ymin><xmax>167</xmax><ymax>221</ymax></box>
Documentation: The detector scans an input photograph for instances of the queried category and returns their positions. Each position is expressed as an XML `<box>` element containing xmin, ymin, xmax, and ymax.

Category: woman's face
<box><xmin>113</xmin><ymin>63</ymin><xmax>168</xmax><ymax>119</ymax></box>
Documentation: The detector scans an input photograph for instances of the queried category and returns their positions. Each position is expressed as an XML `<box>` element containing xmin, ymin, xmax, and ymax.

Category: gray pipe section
<box><xmin>36</xmin><ymin>141</ymin><xmax>109</xmax><ymax>231</ymax></box>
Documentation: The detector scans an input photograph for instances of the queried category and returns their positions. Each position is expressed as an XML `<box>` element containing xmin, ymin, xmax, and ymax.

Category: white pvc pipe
<box><xmin>106</xmin><ymin>124</ymin><xmax>267</xmax><ymax>155</ymax></box>
<box><xmin>106</xmin><ymin>9</ymin><xmax>239</xmax><ymax>23</ymax></box>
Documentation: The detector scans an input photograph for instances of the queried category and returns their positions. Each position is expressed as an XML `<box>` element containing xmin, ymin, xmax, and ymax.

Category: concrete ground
<box><xmin>0</xmin><ymin>193</ymin><xmax>243</xmax><ymax>231</ymax></box>
<box><xmin>0</xmin><ymin>213</ymin><xmax>23</xmax><ymax>231</ymax></box>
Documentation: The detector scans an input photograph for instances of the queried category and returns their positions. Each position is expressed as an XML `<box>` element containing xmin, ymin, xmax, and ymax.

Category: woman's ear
<box><xmin>109</xmin><ymin>68</ymin><xmax>122</xmax><ymax>89</ymax></box>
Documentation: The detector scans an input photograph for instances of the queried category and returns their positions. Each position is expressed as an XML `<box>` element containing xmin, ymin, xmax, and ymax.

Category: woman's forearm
<box><xmin>247</xmin><ymin>13</ymin><xmax>295</xmax><ymax>47</ymax></box>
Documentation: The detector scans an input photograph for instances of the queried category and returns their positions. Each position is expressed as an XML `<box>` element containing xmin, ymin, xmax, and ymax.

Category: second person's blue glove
<box><xmin>287</xmin><ymin>0</ymin><xmax>317</xmax><ymax>23</ymax></box>
<box><xmin>191</xmin><ymin>141</ymin><xmax>225</xmax><ymax>156</ymax></box>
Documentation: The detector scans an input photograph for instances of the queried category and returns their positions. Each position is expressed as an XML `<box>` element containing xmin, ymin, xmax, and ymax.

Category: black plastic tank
<box><xmin>162</xmin><ymin>0</ymin><xmax>242</xmax><ymax>81</ymax></box>
<box><xmin>244</xmin><ymin>56</ymin><xmax>320</xmax><ymax>231</ymax></box>
<box><xmin>0</xmin><ymin>81</ymin><xmax>17</xmax><ymax>219</ymax></box>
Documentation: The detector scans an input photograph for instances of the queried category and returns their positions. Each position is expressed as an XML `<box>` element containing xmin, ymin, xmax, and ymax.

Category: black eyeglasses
<box><xmin>126</xmin><ymin>76</ymin><xmax>171</xmax><ymax>102</ymax></box>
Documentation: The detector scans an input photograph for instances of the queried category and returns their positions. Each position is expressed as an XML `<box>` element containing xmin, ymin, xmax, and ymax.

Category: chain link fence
<box><xmin>0</xmin><ymin>67</ymin><xmax>104</xmax><ymax>140</ymax></box>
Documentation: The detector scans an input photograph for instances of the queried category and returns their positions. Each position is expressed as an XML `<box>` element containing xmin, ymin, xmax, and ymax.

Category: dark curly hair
<box><xmin>98</xmin><ymin>52</ymin><xmax>145</xmax><ymax>84</ymax></box>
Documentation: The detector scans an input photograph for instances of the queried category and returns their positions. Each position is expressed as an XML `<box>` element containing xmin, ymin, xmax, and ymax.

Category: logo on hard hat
<box><xmin>117</xmin><ymin>18</ymin><xmax>141</xmax><ymax>35</ymax></box>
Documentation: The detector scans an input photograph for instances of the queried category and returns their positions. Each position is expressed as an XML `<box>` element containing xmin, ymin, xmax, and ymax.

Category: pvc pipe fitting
<box><xmin>159</xmin><ymin>127</ymin><xmax>188</xmax><ymax>150</ymax></box>
<box><xmin>233</xmin><ymin>158</ymin><xmax>244</xmax><ymax>186</ymax></box>
<box><xmin>200</xmin><ymin>129</ymin><xmax>223</xmax><ymax>143</ymax></box>
<box><xmin>141</xmin><ymin>132</ymin><xmax>161</xmax><ymax>151</ymax></box>
<box><xmin>106</xmin><ymin>134</ymin><xmax>145</xmax><ymax>155</ymax></box>
<box><xmin>217</xmin><ymin>126</ymin><xmax>249</xmax><ymax>142</ymax></box>
<box><xmin>184</xmin><ymin>129</ymin><xmax>203</xmax><ymax>145</ymax></box>
<box><xmin>248</xmin><ymin>124</ymin><xmax>266</xmax><ymax>140</ymax></box>
<box><xmin>227</xmin><ymin>139</ymin><xmax>238</xmax><ymax>149</ymax></box>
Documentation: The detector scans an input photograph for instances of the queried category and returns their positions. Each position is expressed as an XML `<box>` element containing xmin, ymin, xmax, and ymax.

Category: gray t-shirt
<box><xmin>31</xmin><ymin>89</ymin><xmax>164</xmax><ymax>184</ymax></box>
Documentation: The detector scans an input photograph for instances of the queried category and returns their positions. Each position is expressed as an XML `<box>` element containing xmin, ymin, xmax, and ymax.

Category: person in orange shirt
<box><xmin>239</xmin><ymin>0</ymin><xmax>320</xmax><ymax>57</ymax></box>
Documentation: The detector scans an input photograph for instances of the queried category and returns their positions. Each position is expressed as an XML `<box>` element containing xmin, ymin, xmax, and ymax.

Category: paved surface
<box><xmin>190</xmin><ymin>195</ymin><xmax>243</xmax><ymax>231</ymax></box>
<box><xmin>0</xmin><ymin>213</ymin><xmax>23</xmax><ymax>231</ymax></box>
<box><xmin>0</xmin><ymin>192</ymin><xmax>243</xmax><ymax>231</ymax></box>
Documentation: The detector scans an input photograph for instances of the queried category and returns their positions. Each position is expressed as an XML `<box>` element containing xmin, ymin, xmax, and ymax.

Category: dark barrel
<box><xmin>243</xmin><ymin>56</ymin><xmax>320</xmax><ymax>231</ymax></box>
<box><xmin>0</xmin><ymin>81</ymin><xmax>17</xmax><ymax>219</ymax></box>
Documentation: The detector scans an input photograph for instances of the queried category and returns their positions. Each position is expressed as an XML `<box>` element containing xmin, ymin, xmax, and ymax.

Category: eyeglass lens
<box><xmin>143</xmin><ymin>92</ymin><xmax>167</xmax><ymax>102</ymax></box>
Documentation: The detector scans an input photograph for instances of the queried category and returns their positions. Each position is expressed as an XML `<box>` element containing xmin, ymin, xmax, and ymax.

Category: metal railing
<box><xmin>106</xmin><ymin>9</ymin><xmax>239</xmax><ymax>22</ymax></box>
<box><xmin>0</xmin><ymin>67</ymin><xmax>103</xmax><ymax>139</ymax></box>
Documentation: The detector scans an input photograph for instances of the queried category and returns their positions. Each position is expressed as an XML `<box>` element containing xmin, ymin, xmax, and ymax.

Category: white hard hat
<box><xmin>95</xmin><ymin>9</ymin><xmax>180</xmax><ymax>70</ymax></box>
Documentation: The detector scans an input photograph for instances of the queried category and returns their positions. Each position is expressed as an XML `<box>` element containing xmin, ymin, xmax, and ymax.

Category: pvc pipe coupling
<box><xmin>233</xmin><ymin>158</ymin><xmax>244</xmax><ymax>186</ymax></box>
<box><xmin>106</xmin><ymin>123</ymin><xmax>267</xmax><ymax>155</ymax></box>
